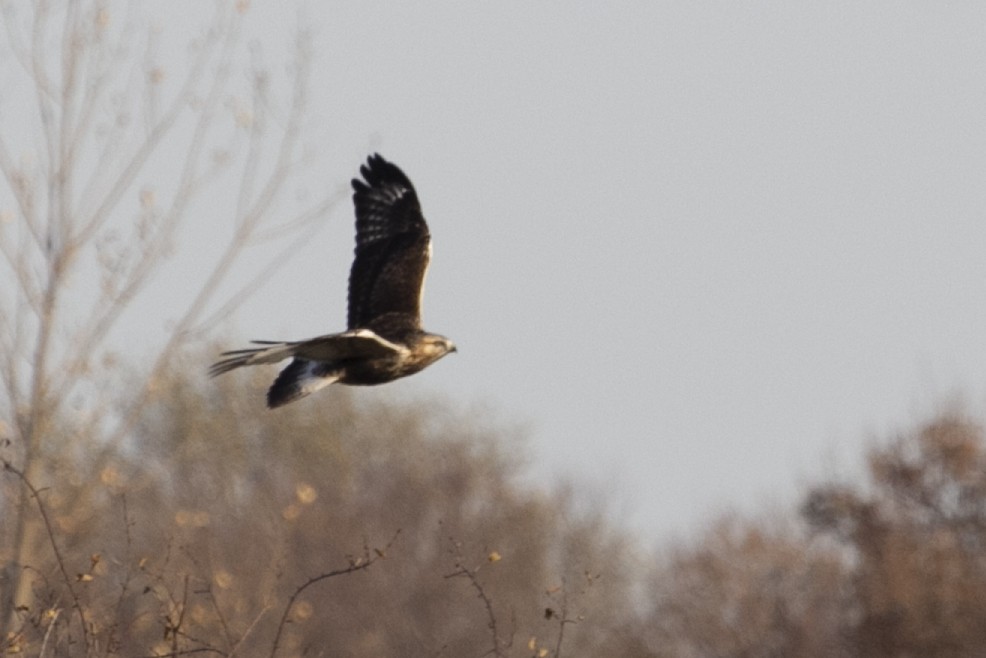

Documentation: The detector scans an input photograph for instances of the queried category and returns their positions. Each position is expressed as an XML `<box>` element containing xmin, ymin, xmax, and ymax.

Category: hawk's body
<box><xmin>210</xmin><ymin>154</ymin><xmax>456</xmax><ymax>407</ymax></box>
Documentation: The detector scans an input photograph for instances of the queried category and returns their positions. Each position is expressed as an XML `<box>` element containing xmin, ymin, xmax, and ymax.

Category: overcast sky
<box><xmin>123</xmin><ymin>2</ymin><xmax>986</xmax><ymax>543</ymax></box>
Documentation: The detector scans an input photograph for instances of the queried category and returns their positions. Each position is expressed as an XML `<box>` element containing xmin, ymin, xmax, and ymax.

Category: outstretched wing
<box><xmin>208</xmin><ymin>329</ymin><xmax>405</xmax><ymax>378</ymax></box>
<box><xmin>348</xmin><ymin>154</ymin><xmax>432</xmax><ymax>338</ymax></box>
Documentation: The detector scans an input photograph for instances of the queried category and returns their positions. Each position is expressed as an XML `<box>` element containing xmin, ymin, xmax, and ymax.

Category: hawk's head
<box><xmin>417</xmin><ymin>333</ymin><xmax>457</xmax><ymax>361</ymax></box>
<box><xmin>405</xmin><ymin>333</ymin><xmax>456</xmax><ymax>372</ymax></box>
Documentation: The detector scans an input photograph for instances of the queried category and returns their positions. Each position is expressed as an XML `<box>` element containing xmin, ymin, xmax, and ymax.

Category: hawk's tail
<box><xmin>208</xmin><ymin>341</ymin><xmax>296</xmax><ymax>378</ymax></box>
<box><xmin>267</xmin><ymin>358</ymin><xmax>341</xmax><ymax>408</ymax></box>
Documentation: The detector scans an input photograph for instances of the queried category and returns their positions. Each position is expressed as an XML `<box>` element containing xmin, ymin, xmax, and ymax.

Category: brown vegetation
<box><xmin>641</xmin><ymin>413</ymin><xmax>986</xmax><ymax>658</ymax></box>
<box><xmin>7</xmin><ymin>360</ymin><xmax>986</xmax><ymax>657</ymax></box>
<box><xmin>2</xmin><ymin>366</ymin><xmax>643</xmax><ymax>656</ymax></box>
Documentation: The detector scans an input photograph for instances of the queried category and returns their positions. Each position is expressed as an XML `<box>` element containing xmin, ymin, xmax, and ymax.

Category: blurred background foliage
<box><xmin>3</xmin><ymin>363</ymin><xmax>644</xmax><ymax>656</ymax></box>
<box><xmin>5</xmin><ymin>362</ymin><xmax>986</xmax><ymax>657</ymax></box>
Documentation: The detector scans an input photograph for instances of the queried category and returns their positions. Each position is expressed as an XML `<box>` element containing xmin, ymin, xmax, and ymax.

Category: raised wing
<box><xmin>348</xmin><ymin>154</ymin><xmax>432</xmax><ymax>337</ymax></box>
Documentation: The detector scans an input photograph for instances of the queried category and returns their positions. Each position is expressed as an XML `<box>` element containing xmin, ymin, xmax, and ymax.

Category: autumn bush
<box><xmin>639</xmin><ymin>411</ymin><xmax>986</xmax><ymax>658</ymax></box>
<box><xmin>11</xmin><ymin>364</ymin><xmax>986</xmax><ymax>658</ymax></box>
<box><xmin>1</xmin><ymin>359</ymin><xmax>646</xmax><ymax>657</ymax></box>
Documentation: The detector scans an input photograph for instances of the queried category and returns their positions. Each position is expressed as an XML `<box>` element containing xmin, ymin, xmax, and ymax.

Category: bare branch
<box><xmin>136</xmin><ymin>648</ymin><xmax>226</xmax><ymax>658</ymax></box>
<box><xmin>444</xmin><ymin>546</ymin><xmax>513</xmax><ymax>658</ymax></box>
<box><xmin>1</xmin><ymin>459</ymin><xmax>90</xmax><ymax>652</ymax></box>
<box><xmin>74</xmin><ymin>5</ymin><xmax>233</xmax><ymax>248</ymax></box>
<box><xmin>545</xmin><ymin>578</ymin><xmax>583</xmax><ymax>658</ymax></box>
<box><xmin>189</xmin><ymin>197</ymin><xmax>334</xmax><ymax>336</ymax></box>
<box><xmin>37</xmin><ymin>606</ymin><xmax>60</xmax><ymax>657</ymax></box>
<box><xmin>269</xmin><ymin>530</ymin><xmax>401</xmax><ymax>658</ymax></box>
<box><xmin>91</xmin><ymin>28</ymin><xmax>319</xmax><ymax>460</ymax></box>
<box><xmin>0</xmin><ymin>135</ymin><xmax>43</xmax><ymax>248</ymax></box>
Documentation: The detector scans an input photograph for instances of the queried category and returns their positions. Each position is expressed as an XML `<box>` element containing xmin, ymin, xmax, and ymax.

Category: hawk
<box><xmin>210</xmin><ymin>154</ymin><xmax>456</xmax><ymax>407</ymax></box>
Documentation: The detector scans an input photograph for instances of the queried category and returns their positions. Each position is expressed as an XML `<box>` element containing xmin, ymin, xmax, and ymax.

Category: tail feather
<box><xmin>267</xmin><ymin>359</ymin><xmax>341</xmax><ymax>408</ymax></box>
<box><xmin>209</xmin><ymin>342</ymin><xmax>297</xmax><ymax>378</ymax></box>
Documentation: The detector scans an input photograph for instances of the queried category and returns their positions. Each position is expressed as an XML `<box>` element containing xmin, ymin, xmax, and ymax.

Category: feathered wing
<box><xmin>266</xmin><ymin>359</ymin><xmax>340</xmax><ymax>408</ymax></box>
<box><xmin>210</xmin><ymin>329</ymin><xmax>407</xmax><ymax>408</ymax></box>
<box><xmin>348</xmin><ymin>154</ymin><xmax>432</xmax><ymax>338</ymax></box>
<box><xmin>208</xmin><ymin>329</ymin><xmax>405</xmax><ymax>377</ymax></box>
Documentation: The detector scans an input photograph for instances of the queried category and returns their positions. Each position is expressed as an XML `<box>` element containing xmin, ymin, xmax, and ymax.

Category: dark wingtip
<box><xmin>365</xmin><ymin>152</ymin><xmax>384</xmax><ymax>171</ymax></box>
<box><xmin>266</xmin><ymin>360</ymin><xmax>306</xmax><ymax>408</ymax></box>
<box><xmin>266</xmin><ymin>381</ymin><xmax>301</xmax><ymax>408</ymax></box>
<box><xmin>266</xmin><ymin>390</ymin><xmax>298</xmax><ymax>409</ymax></box>
<box><xmin>352</xmin><ymin>153</ymin><xmax>413</xmax><ymax>193</ymax></box>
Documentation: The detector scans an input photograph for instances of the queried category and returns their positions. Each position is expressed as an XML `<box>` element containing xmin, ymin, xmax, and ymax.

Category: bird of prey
<box><xmin>210</xmin><ymin>154</ymin><xmax>456</xmax><ymax>408</ymax></box>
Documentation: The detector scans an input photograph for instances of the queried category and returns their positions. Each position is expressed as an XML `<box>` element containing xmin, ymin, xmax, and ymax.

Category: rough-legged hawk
<box><xmin>210</xmin><ymin>154</ymin><xmax>456</xmax><ymax>407</ymax></box>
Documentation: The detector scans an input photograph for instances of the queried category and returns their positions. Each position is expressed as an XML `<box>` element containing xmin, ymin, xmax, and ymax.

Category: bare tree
<box><xmin>0</xmin><ymin>0</ymin><xmax>334</xmax><ymax>637</ymax></box>
<box><xmin>642</xmin><ymin>515</ymin><xmax>849</xmax><ymax>658</ymax></box>
<box><xmin>804</xmin><ymin>413</ymin><xmax>986</xmax><ymax>656</ymax></box>
<box><xmin>633</xmin><ymin>411</ymin><xmax>986</xmax><ymax>658</ymax></box>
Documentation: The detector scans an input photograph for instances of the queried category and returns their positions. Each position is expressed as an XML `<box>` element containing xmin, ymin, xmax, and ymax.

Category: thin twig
<box><xmin>227</xmin><ymin>603</ymin><xmax>272</xmax><ymax>658</ymax></box>
<box><xmin>199</xmin><ymin>584</ymin><xmax>235</xmax><ymax>653</ymax></box>
<box><xmin>269</xmin><ymin>530</ymin><xmax>400</xmax><ymax>658</ymax></box>
<box><xmin>551</xmin><ymin>581</ymin><xmax>570</xmax><ymax>658</ymax></box>
<box><xmin>38</xmin><ymin>607</ymin><xmax>60</xmax><ymax>658</ymax></box>
<box><xmin>136</xmin><ymin>648</ymin><xmax>225</xmax><ymax>658</ymax></box>
<box><xmin>444</xmin><ymin>558</ymin><xmax>509</xmax><ymax>658</ymax></box>
<box><xmin>1</xmin><ymin>459</ymin><xmax>90</xmax><ymax>651</ymax></box>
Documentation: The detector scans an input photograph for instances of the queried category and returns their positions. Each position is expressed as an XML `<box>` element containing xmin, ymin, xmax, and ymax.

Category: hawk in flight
<box><xmin>210</xmin><ymin>154</ymin><xmax>456</xmax><ymax>407</ymax></box>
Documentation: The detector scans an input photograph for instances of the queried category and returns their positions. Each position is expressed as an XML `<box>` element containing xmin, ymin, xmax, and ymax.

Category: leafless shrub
<box><xmin>0</xmin><ymin>0</ymin><xmax>335</xmax><ymax>638</ymax></box>
<box><xmin>444</xmin><ymin>540</ymin><xmax>515</xmax><ymax>658</ymax></box>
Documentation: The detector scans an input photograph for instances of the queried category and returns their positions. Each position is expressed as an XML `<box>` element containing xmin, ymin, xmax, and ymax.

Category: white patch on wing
<box><xmin>418</xmin><ymin>239</ymin><xmax>432</xmax><ymax>312</ymax></box>
<box><xmin>344</xmin><ymin>328</ymin><xmax>408</xmax><ymax>355</ymax></box>
<box><xmin>298</xmin><ymin>361</ymin><xmax>340</xmax><ymax>395</ymax></box>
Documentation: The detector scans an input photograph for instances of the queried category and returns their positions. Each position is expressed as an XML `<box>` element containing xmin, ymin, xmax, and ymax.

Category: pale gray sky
<box><xmin>131</xmin><ymin>2</ymin><xmax>986</xmax><ymax>541</ymax></box>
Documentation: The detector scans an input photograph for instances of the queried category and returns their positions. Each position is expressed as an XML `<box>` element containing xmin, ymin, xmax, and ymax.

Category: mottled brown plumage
<box><xmin>210</xmin><ymin>154</ymin><xmax>456</xmax><ymax>407</ymax></box>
